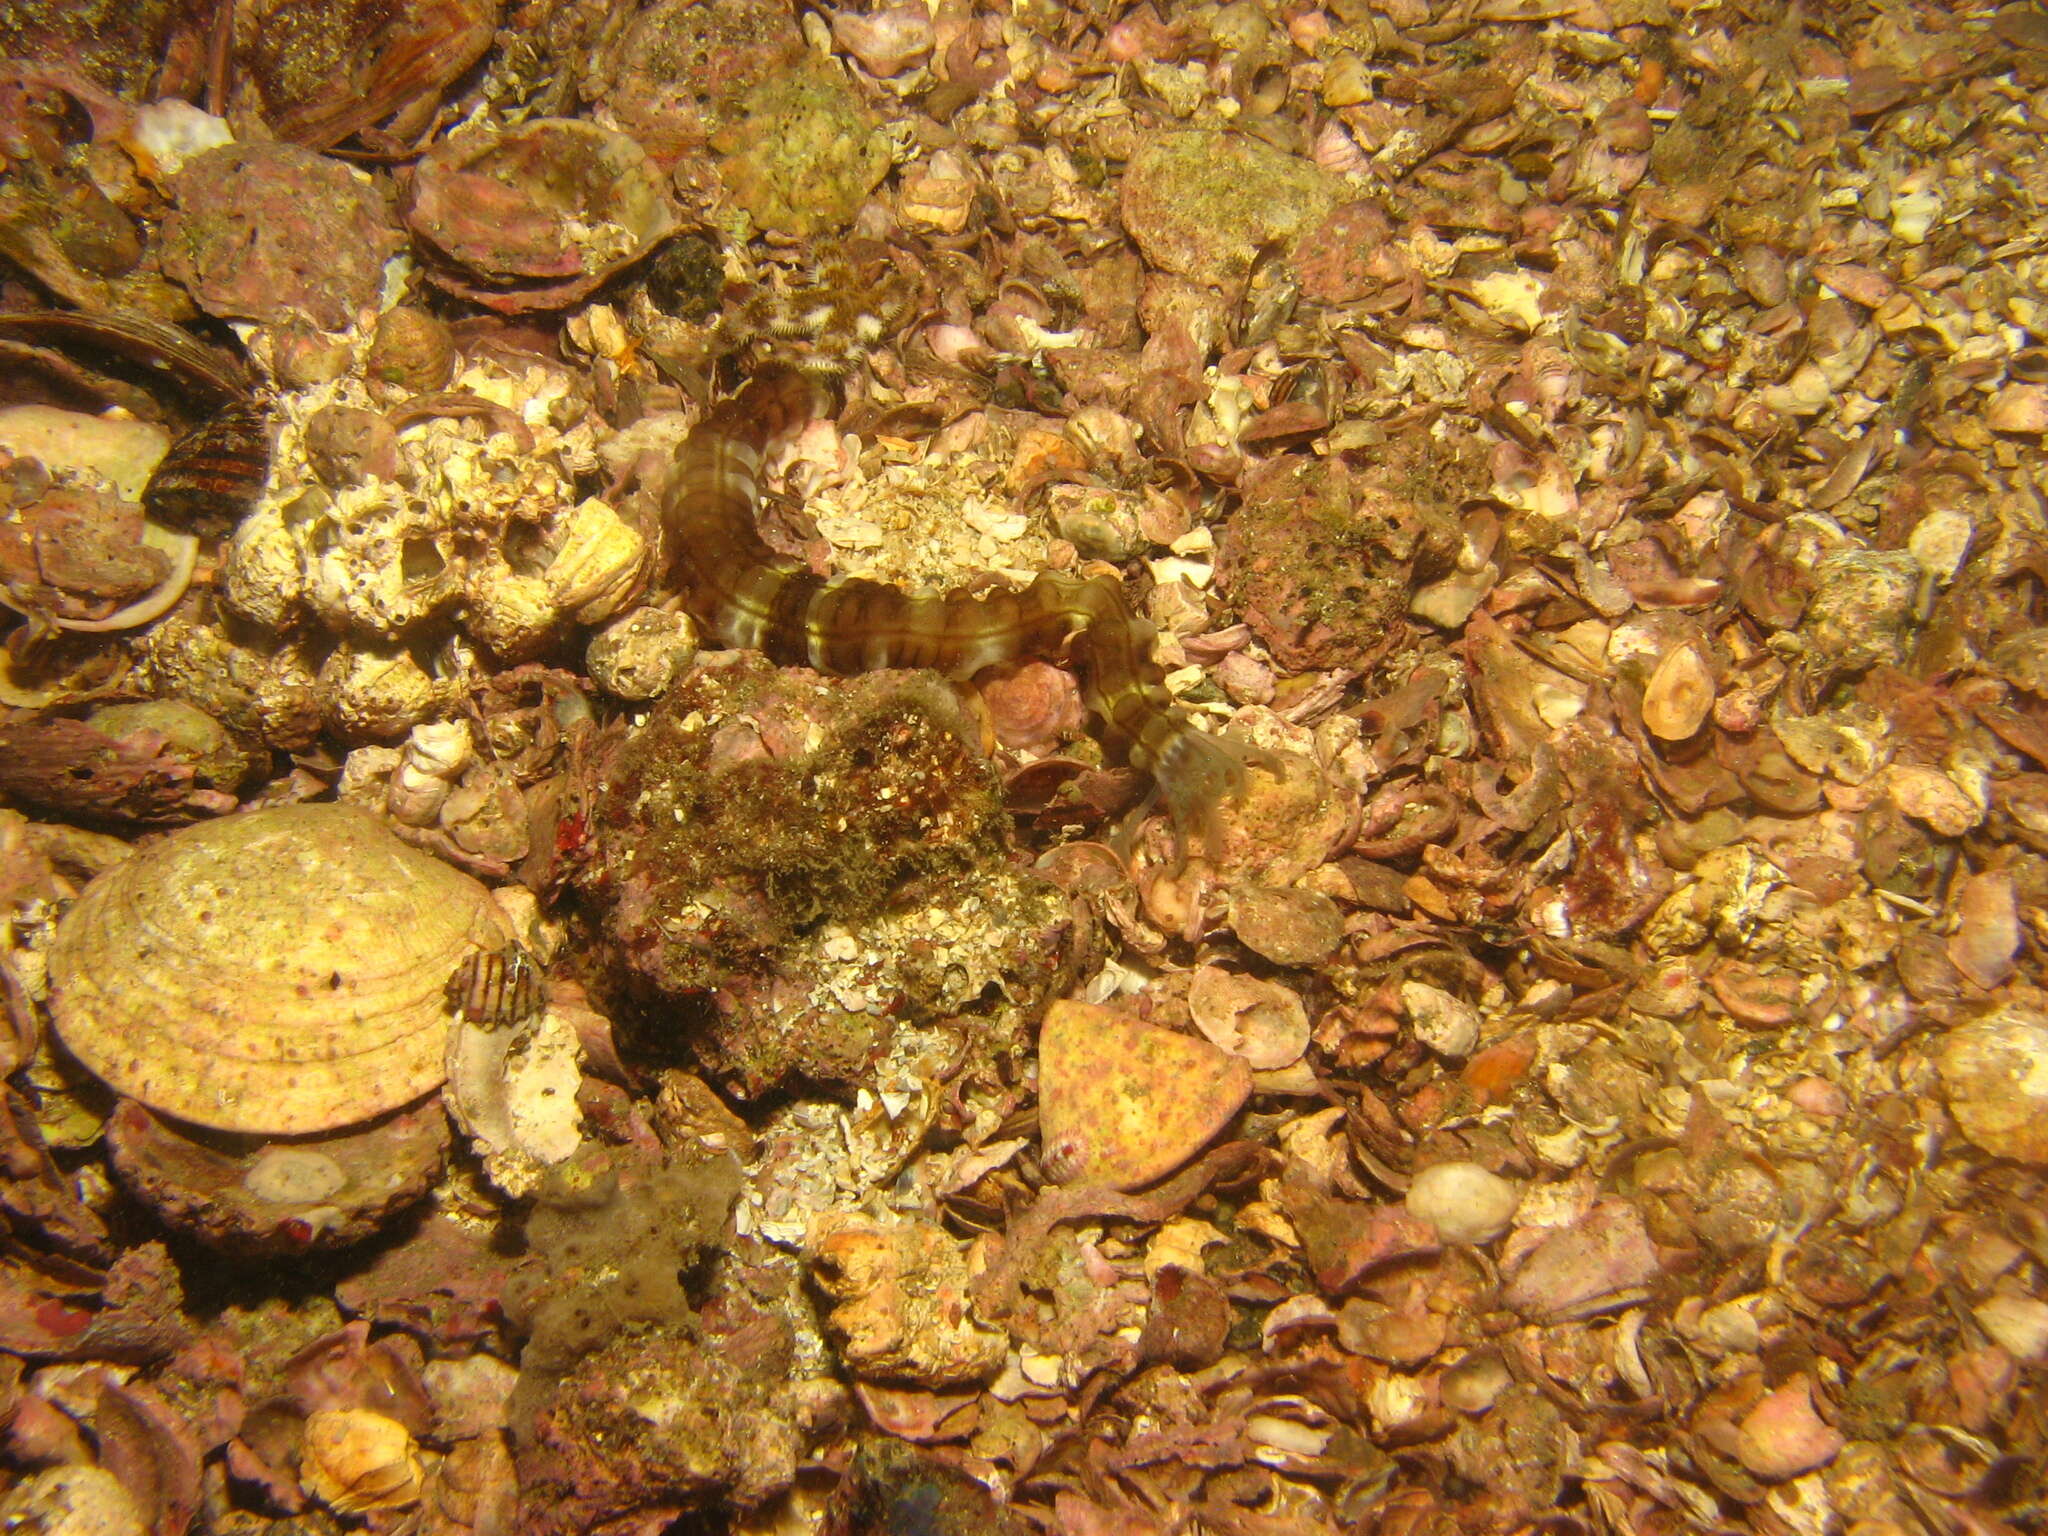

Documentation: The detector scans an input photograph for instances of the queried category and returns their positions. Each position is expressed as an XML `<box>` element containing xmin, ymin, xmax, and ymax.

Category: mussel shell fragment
<box><xmin>142</xmin><ymin>398</ymin><xmax>274</xmax><ymax>537</ymax></box>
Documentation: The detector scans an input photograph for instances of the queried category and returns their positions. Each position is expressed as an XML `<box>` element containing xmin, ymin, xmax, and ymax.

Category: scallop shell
<box><xmin>47</xmin><ymin>803</ymin><xmax>492</xmax><ymax>1135</ymax></box>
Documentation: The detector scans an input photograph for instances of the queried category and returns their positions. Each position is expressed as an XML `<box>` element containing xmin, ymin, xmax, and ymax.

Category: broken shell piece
<box><xmin>301</xmin><ymin>1407</ymin><xmax>425</xmax><ymax>1515</ymax></box>
<box><xmin>445</xmin><ymin>1003</ymin><xmax>585</xmax><ymax>1200</ymax></box>
<box><xmin>0</xmin><ymin>404</ymin><xmax>170</xmax><ymax>502</ymax></box>
<box><xmin>1987</xmin><ymin>383</ymin><xmax>2048</xmax><ymax>434</ymax></box>
<box><xmin>542</xmin><ymin>497</ymin><xmax>646</xmax><ymax>623</ymax></box>
<box><xmin>586</xmin><ymin>607</ymin><xmax>697</xmax><ymax>700</ymax></box>
<box><xmin>831</xmin><ymin>4</ymin><xmax>934</xmax><ymax>75</ymax></box>
<box><xmin>1037</xmin><ymin>1000</ymin><xmax>1251</xmax><ymax>1190</ymax></box>
<box><xmin>47</xmin><ymin>804</ymin><xmax>494</xmax><ymax>1135</ymax></box>
<box><xmin>1641</xmin><ymin>641</ymin><xmax>1716</xmax><ymax>741</ymax></box>
<box><xmin>1990</xmin><ymin>628</ymin><xmax>2048</xmax><ymax>697</ymax></box>
<box><xmin>1401</xmin><ymin>981</ymin><xmax>1481</xmax><ymax>1059</ymax></box>
<box><xmin>1733</xmin><ymin>1377</ymin><xmax>1844</xmax><ymax>1482</ymax></box>
<box><xmin>806</xmin><ymin>1213</ymin><xmax>1005</xmax><ymax>1387</ymax></box>
<box><xmin>1187</xmin><ymin>966</ymin><xmax>1310</xmax><ymax>1071</ymax></box>
<box><xmin>105</xmin><ymin>1097</ymin><xmax>449</xmax><ymax>1254</ymax></box>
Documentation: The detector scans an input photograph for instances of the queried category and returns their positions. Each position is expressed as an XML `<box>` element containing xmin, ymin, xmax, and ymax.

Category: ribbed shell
<box><xmin>48</xmin><ymin>804</ymin><xmax>491</xmax><ymax>1135</ymax></box>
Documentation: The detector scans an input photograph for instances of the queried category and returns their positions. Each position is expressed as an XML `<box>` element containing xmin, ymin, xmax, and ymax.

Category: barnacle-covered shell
<box><xmin>318</xmin><ymin>644</ymin><xmax>455</xmax><ymax>741</ymax></box>
<box><xmin>105</xmin><ymin>1097</ymin><xmax>450</xmax><ymax>1254</ymax></box>
<box><xmin>47</xmin><ymin>804</ymin><xmax>493</xmax><ymax>1135</ymax></box>
<box><xmin>404</xmin><ymin>119</ymin><xmax>680</xmax><ymax>312</ymax></box>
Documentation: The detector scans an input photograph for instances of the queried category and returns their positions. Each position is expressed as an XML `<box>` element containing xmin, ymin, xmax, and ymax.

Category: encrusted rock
<box><xmin>584</xmin><ymin>656</ymin><xmax>1077</xmax><ymax>1095</ymax></box>
<box><xmin>806</xmin><ymin>1213</ymin><xmax>1006</xmax><ymax>1387</ymax></box>
<box><xmin>140</xmin><ymin>601</ymin><xmax>325</xmax><ymax>751</ymax></box>
<box><xmin>586</xmin><ymin>606</ymin><xmax>698</xmax><ymax>700</ymax></box>
<box><xmin>712</xmin><ymin>53</ymin><xmax>891</xmax><ymax>237</ymax></box>
<box><xmin>1120</xmin><ymin>129</ymin><xmax>1338</xmax><ymax>291</ymax></box>
<box><xmin>1215</xmin><ymin>457</ymin><xmax>1411</xmax><ymax>671</ymax></box>
<box><xmin>515</xmin><ymin>1325</ymin><xmax>822</xmax><ymax>1527</ymax></box>
<box><xmin>160</xmin><ymin>143</ymin><xmax>402</xmax><ymax>330</ymax></box>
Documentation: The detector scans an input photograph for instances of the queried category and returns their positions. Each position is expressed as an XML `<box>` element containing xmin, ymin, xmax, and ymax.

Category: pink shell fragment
<box><xmin>1037</xmin><ymin>1000</ymin><xmax>1251</xmax><ymax>1191</ymax></box>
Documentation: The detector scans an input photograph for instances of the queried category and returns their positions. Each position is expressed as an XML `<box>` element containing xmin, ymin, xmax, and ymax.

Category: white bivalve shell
<box><xmin>47</xmin><ymin>803</ymin><xmax>494</xmax><ymax>1135</ymax></box>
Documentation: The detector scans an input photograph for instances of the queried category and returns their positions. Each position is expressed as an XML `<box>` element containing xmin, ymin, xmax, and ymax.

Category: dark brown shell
<box><xmin>141</xmin><ymin>399</ymin><xmax>274</xmax><ymax>537</ymax></box>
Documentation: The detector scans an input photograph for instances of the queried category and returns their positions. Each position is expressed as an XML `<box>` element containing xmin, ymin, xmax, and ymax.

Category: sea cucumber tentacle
<box><xmin>662</xmin><ymin>367</ymin><xmax>1263</xmax><ymax>859</ymax></box>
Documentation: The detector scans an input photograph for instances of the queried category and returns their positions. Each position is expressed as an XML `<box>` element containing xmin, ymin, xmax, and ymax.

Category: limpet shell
<box><xmin>48</xmin><ymin>804</ymin><xmax>493</xmax><ymax>1135</ymax></box>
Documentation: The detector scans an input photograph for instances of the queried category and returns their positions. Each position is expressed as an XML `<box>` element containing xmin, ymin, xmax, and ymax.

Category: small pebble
<box><xmin>1404</xmin><ymin>1160</ymin><xmax>1519</xmax><ymax>1246</ymax></box>
<box><xmin>1733</xmin><ymin>1377</ymin><xmax>1844</xmax><ymax>1482</ymax></box>
<box><xmin>1401</xmin><ymin>980</ymin><xmax>1481</xmax><ymax>1059</ymax></box>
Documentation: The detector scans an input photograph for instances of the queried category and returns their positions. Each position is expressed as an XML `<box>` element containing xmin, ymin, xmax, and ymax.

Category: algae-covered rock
<box><xmin>508</xmin><ymin>1140</ymin><xmax>843</xmax><ymax>1529</ymax></box>
<box><xmin>603</xmin><ymin>0</ymin><xmax>807</xmax><ymax>163</ymax></box>
<box><xmin>714</xmin><ymin>52</ymin><xmax>891</xmax><ymax>237</ymax></box>
<box><xmin>1214</xmin><ymin>455</ymin><xmax>1412</xmax><ymax>671</ymax></box>
<box><xmin>1120</xmin><ymin>129</ymin><xmax>1338</xmax><ymax>290</ymax></box>
<box><xmin>504</xmin><ymin>1141</ymin><xmax>743</xmax><ymax>1437</ymax></box>
<box><xmin>515</xmin><ymin>1324</ymin><xmax>837</xmax><ymax>1527</ymax></box>
<box><xmin>584</xmin><ymin>656</ymin><xmax>1080</xmax><ymax>1095</ymax></box>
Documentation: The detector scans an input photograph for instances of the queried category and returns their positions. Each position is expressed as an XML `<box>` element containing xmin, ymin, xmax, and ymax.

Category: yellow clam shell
<box><xmin>48</xmin><ymin>803</ymin><xmax>491</xmax><ymax>1135</ymax></box>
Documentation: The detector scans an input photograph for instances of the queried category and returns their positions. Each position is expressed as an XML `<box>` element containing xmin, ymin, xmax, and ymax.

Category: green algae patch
<box><xmin>715</xmin><ymin>52</ymin><xmax>891</xmax><ymax>237</ymax></box>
